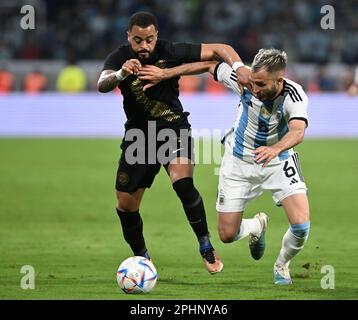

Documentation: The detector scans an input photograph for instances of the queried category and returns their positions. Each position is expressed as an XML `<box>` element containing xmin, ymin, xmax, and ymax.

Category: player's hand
<box><xmin>252</xmin><ymin>146</ymin><xmax>280</xmax><ymax>167</ymax></box>
<box><xmin>122</xmin><ymin>59</ymin><xmax>142</xmax><ymax>77</ymax></box>
<box><xmin>236</xmin><ymin>66</ymin><xmax>252</xmax><ymax>94</ymax></box>
<box><xmin>138</xmin><ymin>65</ymin><xmax>166</xmax><ymax>91</ymax></box>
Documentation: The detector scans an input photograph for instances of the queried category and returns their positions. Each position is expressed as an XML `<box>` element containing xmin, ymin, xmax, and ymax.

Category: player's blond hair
<box><xmin>252</xmin><ymin>49</ymin><xmax>287</xmax><ymax>73</ymax></box>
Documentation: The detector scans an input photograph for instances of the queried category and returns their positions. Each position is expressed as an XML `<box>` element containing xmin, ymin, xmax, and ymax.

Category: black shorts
<box><xmin>115</xmin><ymin>129</ymin><xmax>194</xmax><ymax>192</ymax></box>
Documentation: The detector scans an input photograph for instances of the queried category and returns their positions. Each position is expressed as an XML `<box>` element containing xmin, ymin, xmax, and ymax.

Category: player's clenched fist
<box><xmin>121</xmin><ymin>59</ymin><xmax>142</xmax><ymax>76</ymax></box>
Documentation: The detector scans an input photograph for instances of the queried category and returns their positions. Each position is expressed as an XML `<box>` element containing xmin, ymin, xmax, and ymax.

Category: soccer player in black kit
<box><xmin>97</xmin><ymin>12</ymin><xmax>249</xmax><ymax>274</ymax></box>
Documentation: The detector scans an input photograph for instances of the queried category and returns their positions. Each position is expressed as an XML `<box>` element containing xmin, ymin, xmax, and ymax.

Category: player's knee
<box><xmin>290</xmin><ymin>220</ymin><xmax>310</xmax><ymax>239</ymax></box>
<box><xmin>116</xmin><ymin>195</ymin><xmax>140</xmax><ymax>212</ymax></box>
<box><xmin>117</xmin><ymin>192</ymin><xmax>140</xmax><ymax>212</ymax></box>
<box><xmin>219</xmin><ymin>233</ymin><xmax>236</xmax><ymax>243</ymax></box>
<box><xmin>218</xmin><ymin>227</ymin><xmax>237</xmax><ymax>243</ymax></box>
<box><xmin>172</xmin><ymin>177</ymin><xmax>199</xmax><ymax>206</ymax></box>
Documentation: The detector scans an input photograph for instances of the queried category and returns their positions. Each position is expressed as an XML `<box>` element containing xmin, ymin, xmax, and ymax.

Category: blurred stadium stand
<box><xmin>0</xmin><ymin>60</ymin><xmax>355</xmax><ymax>93</ymax></box>
<box><xmin>0</xmin><ymin>0</ymin><xmax>357</xmax><ymax>93</ymax></box>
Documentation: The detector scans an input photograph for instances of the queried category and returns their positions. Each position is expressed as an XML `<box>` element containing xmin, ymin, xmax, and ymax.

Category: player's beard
<box><xmin>259</xmin><ymin>83</ymin><xmax>280</xmax><ymax>101</ymax></box>
<box><xmin>136</xmin><ymin>50</ymin><xmax>156</xmax><ymax>64</ymax></box>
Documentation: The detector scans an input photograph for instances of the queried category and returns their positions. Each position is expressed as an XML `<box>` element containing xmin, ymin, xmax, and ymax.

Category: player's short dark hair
<box><xmin>128</xmin><ymin>12</ymin><xmax>158</xmax><ymax>31</ymax></box>
<box><xmin>252</xmin><ymin>48</ymin><xmax>287</xmax><ymax>73</ymax></box>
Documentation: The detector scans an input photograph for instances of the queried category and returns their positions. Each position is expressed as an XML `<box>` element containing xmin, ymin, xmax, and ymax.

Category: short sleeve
<box><xmin>101</xmin><ymin>49</ymin><xmax>123</xmax><ymax>72</ymax></box>
<box><xmin>167</xmin><ymin>42</ymin><xmax>201</xmax><ymax>63</ymax></box>
<box><xmin>285</xmin><ymin>83</ymin><xmax>309</xmax><ymax>127</ymax></box>
<box><xmin>213</xmin><ymin>62</ymin><xmax>242</xmax><ymax>95</ymax></box>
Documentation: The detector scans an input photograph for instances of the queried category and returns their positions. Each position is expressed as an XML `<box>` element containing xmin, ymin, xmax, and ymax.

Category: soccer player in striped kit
<box><xmin>139</xmin><ymin>48</ymin><xmax>311</xmax><ymax>285</ymax></box>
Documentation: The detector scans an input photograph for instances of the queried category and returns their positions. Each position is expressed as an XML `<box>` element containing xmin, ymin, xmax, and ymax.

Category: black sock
<box><xmin>172</xmin><ymin>178</ymin><xmax>210</xmax><ymax>240</ymax></box>
<box><xmin>116</xmin><ymin>209</ymin><xmax>149</xmax><ymax>258</ymax></box>
<box><xmin>184</xmin><ymin>196</ymin><xmax>209</xmax><ymax>238</ymax></box>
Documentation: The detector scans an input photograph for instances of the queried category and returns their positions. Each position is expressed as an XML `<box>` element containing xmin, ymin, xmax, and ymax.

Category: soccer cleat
<box><xmin>138</xmin><ymin>250</ymin><xmax>151</xmax><ymax>261</ymax></box>
<box><xmin>274</xmin><ymin>263</ymin><xmax>292</xmax><ymax>285</ymax></box>
<box><xmin>200</xmin><ymin>248</ymin><xmax>224</xmax><ymax>275</ymax></box>
<box><xmin>249</xmin><ymin>212</ymin><xmax>268</xmax><ymax>260</ymax></box>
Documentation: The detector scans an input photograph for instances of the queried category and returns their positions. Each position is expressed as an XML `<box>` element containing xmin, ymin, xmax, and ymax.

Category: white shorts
<box><xmin>216</xmin><ymin>145</ymin><xmax>307</xmax><ymax>213</ymax></box>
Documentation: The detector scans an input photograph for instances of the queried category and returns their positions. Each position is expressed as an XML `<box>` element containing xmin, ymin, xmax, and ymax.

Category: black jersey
<box><xmin>102</xmin><ymin>39</ymin><xmax>201</xmax><ymax>130</ymax></box>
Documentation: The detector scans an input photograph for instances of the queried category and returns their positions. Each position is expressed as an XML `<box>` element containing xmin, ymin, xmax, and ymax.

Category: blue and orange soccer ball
<box><xmin>117</xmin><ymin>256</ymin><xmax>157</xmax><ymax>294</ymax></box>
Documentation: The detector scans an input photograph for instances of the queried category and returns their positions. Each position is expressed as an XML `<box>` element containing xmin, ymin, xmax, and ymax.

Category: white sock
<box><xmin>236</xmin><ymin>218</ymin><xmax>261</xmax><ymax>241</ymax></box>
<box><xmin>275</xmin><ymin>228</ymin><xmax>307</xmax><ymax>266</ymax></box>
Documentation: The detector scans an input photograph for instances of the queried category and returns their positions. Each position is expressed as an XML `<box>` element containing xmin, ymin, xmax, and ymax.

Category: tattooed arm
<box><xmin>97</xmin><ymin>70</ymin><xmax>120</xmax><ymax>93</ymax></box>
<box><xmin>97</xmin><ymin>59</ymin><xmax>142</xmax><ymax>93</ymax></box>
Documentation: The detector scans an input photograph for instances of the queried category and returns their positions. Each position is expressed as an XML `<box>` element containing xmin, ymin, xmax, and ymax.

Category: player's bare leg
<box><xmin>166</xmin><ymin>156</ymin><xmax>193</xmax><ymax>182</ymax></box>
<box><xmin>167</xmin><ymin>157</ymin><xmax>223</xmax><ymax>274</ymax></box>
<box><xmin>274</xmin><ymin>193</ymin><xmax>310</xmax><ymax>285</ymax></box>
<box><xmin>117</xmin><ymin>189</ymin><xmax>145</xmax><ymax>212</ymax></box>
<box><xmin>116</xmin><ymin>189</ymin><xmax>151</xmax><ymax>259</ymax></box>
<box><xmin>217</xmin><ymin>211</ymin><xmax>268</xmax><ymax>259</ymax></box>
<box><xmin>217</xmin><ymin>211</ymin><xmax>243</xmax><ymax>243</ymax></box>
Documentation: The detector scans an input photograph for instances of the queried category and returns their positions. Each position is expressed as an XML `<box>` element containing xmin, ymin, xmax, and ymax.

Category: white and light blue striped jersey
<box><xmin>214</xmin><ymin>62</ymin><xmax>308</xmax><ymax>164</ymax></box>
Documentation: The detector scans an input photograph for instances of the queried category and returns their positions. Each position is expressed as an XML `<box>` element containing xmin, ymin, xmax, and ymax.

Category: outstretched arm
<box><xmin>138</xmin><ymin>61</ymin><xmax>218</xmax><ymax>90</ymax></box>
<box><xmin>200</xmin><ymin>43</ymin><xmax>250</xmax><ymax>87</ymax></box>
<box><xmin>138</xmin><ymin>43</ymin><xmax>250</xmax><ymax>91</ymax></box>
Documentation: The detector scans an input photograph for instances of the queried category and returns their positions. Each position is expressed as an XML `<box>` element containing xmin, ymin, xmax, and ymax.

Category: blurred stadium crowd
<box><xmin>0</xmin><ymin>0</ymin><xmax>357</xmax><ymax>93</ymax></box>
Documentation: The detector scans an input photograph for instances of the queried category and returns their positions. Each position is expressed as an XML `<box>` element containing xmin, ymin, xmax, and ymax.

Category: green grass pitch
<box><xmin>0</xmin><ymin>138</ymin><xmax>358</xmax><ymax>299</ymax></box>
